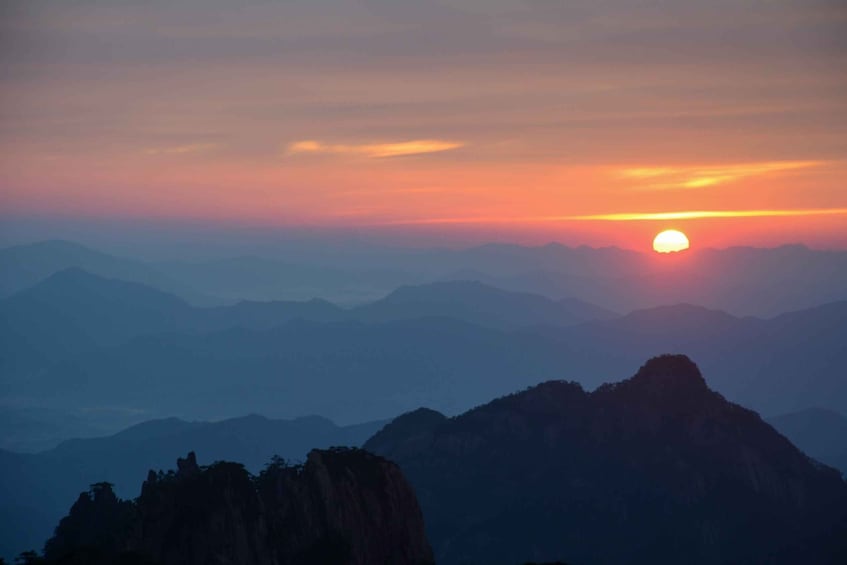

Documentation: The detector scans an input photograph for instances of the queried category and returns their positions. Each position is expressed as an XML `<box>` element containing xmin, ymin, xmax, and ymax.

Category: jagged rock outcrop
<box><xmin>365</xmin><ymin>355</ymin><xmax>847</xmax><ymax>565</ymax></box>
<box><xmin>43</xmin><ymin>448</ymin><xmax>433</xmax><ymax>565</ymax></box>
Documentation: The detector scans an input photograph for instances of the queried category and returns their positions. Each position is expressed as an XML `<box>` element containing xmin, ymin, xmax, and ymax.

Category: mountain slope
<box><xmin>768</xmin><ymin>408</ymin><xmax>847</xmax><ymax>475</ymax></box>
<box><xmin>365</xmin><ymin>356</ymin><xmax>847</xmax><ymax>565</ymax></box>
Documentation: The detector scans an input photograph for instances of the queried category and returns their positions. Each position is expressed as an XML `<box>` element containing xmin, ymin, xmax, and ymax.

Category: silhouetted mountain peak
<box><xmin>392</xmin><ymin>407</ymin><xmax>447</xmax><ymax>428</ymax></box>
<box><xmin>365</xmin><ymin>408</ymin><xmax>447</xmax><ymax>457</ymax></box>
<box><xmin>176</xmin><ymin>451</ymin><xmax>200</xmax><ymax>478</ymax></box>
<box><xmin>373</xmin><ymin>407</ymin><xmax>446</xmax><ymax>436</ymax></box>
<box><xmin>367</xmin><ymin>358</ymin><xmax>847</xmax><ymax>564</ymax></box>
<box><xmin>493</xmin><ymin>380</ymin><xmax>587</xmax><ymax>418</ymax></box>
<box><xmin>629</xmin><ymin>354</ymin><xmax>707</xmax><ymax>392</ymax></box>
<box><xmin>593</xmin><ymin>355</ymin><xmax>719</xmax><ymax>419</ymax></box>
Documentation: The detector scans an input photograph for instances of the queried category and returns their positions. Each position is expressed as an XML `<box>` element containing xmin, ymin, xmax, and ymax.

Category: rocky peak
<box><xmin>44</xmin><ymin>482</ymin><xmax>136</xmax><ymax>561</ymax></box>
<box><xmin>175</xmin><ymin>451</ymin><xmax>200</xmax><ymax>478</ymax></box>
<box><xmin>593</xmin><ymin>354</ymin><xmax>711</xmax><ymax>413</ymax></box>
<box><xmin>630</xmin><ymin>354</ymin><xmax>707</xmax><ymax>390</ymax></box>
<box><xmin>43</xmin><ymin>449</ymin><xmax>433</xmax><ymax>565</ymax></box>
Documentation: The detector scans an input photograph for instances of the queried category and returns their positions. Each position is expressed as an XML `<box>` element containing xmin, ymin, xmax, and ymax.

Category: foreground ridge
<box><xmin>366</xmin><ymin>355</ymin><xmax>847</xmax><ymax>565</ymax></box>
<box><xmin>42</xmin><ymin>448</ymin><xmax>434</xmax><ymax>565</ymax></box>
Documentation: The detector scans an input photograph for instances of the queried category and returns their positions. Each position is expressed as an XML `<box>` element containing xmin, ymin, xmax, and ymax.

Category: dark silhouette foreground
<box><xmin>366</xmin><ymin>355</ymin><xmax>847</xmax><ymax>564</ymax></box>
<box><xmin>39</xmin><ymin>449</ymin><xmax>433</xmax><ymax>565</ymax></box>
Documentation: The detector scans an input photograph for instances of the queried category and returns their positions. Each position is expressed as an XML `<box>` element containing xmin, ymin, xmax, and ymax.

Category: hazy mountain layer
<box><xmin>352</xmin><ymin>280</ymin><xmax>616</xmax><ymax>329</ymax></box>
<box><xmin>0</xmin><ymin>269</ymin><xmax>606</xmax><ymax>386</ymax></box>
<box><xmin>3</xmin><ymin>268</ymin><xmax>846</xmax><ymax>452</ymax></box>
<box><xmin>0</xmin><ymin>240</ymin><xmax>214</xmax><ymax>305</ymax></box>
<box><xmin>5</xmin><ymin>239</ymin><xmax>847</xmax><ymax>317</ymax></box>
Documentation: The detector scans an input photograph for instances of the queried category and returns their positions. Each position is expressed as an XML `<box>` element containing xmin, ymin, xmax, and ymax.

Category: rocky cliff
<box><xmin>43</xmin><ymin>448</ymin><xmax>433</xmax><ymax>565</ymax></box>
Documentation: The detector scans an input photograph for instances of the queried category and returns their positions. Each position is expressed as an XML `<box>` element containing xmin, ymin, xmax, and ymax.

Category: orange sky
<box><xmin>1</xmin><ymin>0</ymin><xmax>846</xmax><ymax>249</ymax></box>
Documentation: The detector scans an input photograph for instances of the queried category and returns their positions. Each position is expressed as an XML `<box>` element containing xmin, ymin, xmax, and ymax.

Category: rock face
<box><xmin>365</xmin><ymin>355</ymin><xmax>847</xmax><ymax>565</ymax></box>
<box><xmin>43</xmin><ymin>448</ymin><xmax>433</xmax><ymax>565</ymax></box>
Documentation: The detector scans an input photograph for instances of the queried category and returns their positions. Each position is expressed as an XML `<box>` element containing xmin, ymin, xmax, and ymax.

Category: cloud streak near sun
<box><xmin>618</xmin><ymin>160</ymin><xmax>825</xmax><ymax>189</ymax></box>
<box><xmin>381</xmin><ymin>208</ymin><xmax>847</xmax><ymax>225</ymax></box>
<box><xmin>564</xmin><ymin>208</ymin><xmax>847</xmax><ymax>221</ymax></box>
<box><xmin>286</xmin><ymin>139</ymin><xmax>464</xmax><ymax>158</ymax></box>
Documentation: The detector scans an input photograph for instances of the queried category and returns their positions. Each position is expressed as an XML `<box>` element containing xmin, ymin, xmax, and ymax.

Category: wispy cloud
<box><xmin>144</xmin><ymin>143</ymin><xmax>221</xmax><ymax>156</ymax></box>
<box><xmin>285</xmin><ymin>139</ymin><xmax>464</xmax><ymax>158</ymax></box>
<box><xmin>378</xmin><ymin>208</ymin><xmax>847</xmax><ymax>225</ymax></box>
<box><xmin>618</xmin><ymin>160</ymin><xmax>825</xmax><ymax>189</ymax></box>
<box><xmin>564</xmin><ymin>208</ymin><xmax>847</xmax><ymax>221</ymax></box>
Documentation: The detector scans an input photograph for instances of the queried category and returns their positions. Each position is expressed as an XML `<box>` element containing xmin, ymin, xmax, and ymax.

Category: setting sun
<box><xmin>653</xmin><ymin>229</ymin><xmax>690</xmax><ymax>253</ymax></box>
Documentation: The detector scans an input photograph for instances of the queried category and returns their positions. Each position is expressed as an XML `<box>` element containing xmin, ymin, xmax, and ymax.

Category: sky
<box><xmin>1</xmin><ymin>0</ymin><xmax>846</xmax><ymax>250</ymax></box>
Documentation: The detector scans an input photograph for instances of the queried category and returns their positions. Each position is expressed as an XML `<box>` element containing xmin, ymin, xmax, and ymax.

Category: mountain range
<box><xmin>2</xmin><ymin>266</ymin><xmax>846</xmax><ymax>452</ymax></box>
<box><xmin>4</xmin><ymin>239</ymin><xmax>847</xmax><ymax>316</ymax></box>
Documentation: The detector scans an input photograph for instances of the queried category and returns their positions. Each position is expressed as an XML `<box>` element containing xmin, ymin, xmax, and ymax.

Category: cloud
<box><xmin>285</xmin><ymin>139</ymin><xmax>464</xmax><ymax>158</ymax></box>
<box><xmin>144</xmin><ymin>143</ymin><xmax>221</xmax><ymax>156</ymax></box>
<box><xmin>563</xmin><ymin>208</ymin><xmax>847</xmax><ymax>221</ymax></box>
<box><xmin>377</xmin><ymin>208</ymin><xmax>847</xmax><ymax>225</ymax></box>
<box><xmin>618</xmin><ymin>160</ymin><xmax>826</xmax><ymax>189</ymax></box>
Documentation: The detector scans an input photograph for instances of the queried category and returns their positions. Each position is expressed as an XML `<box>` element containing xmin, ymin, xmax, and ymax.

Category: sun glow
<box><xmin>653</xmin><ymin>229</ymin><xmax>690</xmax><ymax>253</ymax></box>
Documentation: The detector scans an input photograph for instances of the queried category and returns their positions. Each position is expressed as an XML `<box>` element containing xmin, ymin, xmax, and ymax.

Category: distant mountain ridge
<box><xmin>0</xmin><ymin>268</ymin><xmax>609</xmax><ymax>385</ymax></box>
<box><xmin>365</xmin><ymin>355</ymin><xmax>847</xmax><ymax>564</ymax></box>
<box><xmin>3</xmin><ymin>269</ymin><xmax>847</xmax><ymax>453</ymax></box>
<box><xmin>0</xmin><ymin>240</ymin><xmax>214</xmax><ymax>305</ymax></box>
<box><xmin>5</xmin><ymin>239</ymin><xmax>847</xmax><ymax>316</ymax></box>
<box><xmin>352</xmin><ymin>280</ymin><xmax>616</xmax><ymax>329</ymax></box>
<box><xmin>0</xmin><ymin>268</ymin><xmax>196</xmax><ymax>368</ymax></box>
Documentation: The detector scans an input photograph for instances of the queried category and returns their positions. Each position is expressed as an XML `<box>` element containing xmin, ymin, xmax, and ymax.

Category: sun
<box><xmin>653</xmin><ymin>229</ymin><xmax>690</xmax><ymax>253</ymax></box>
